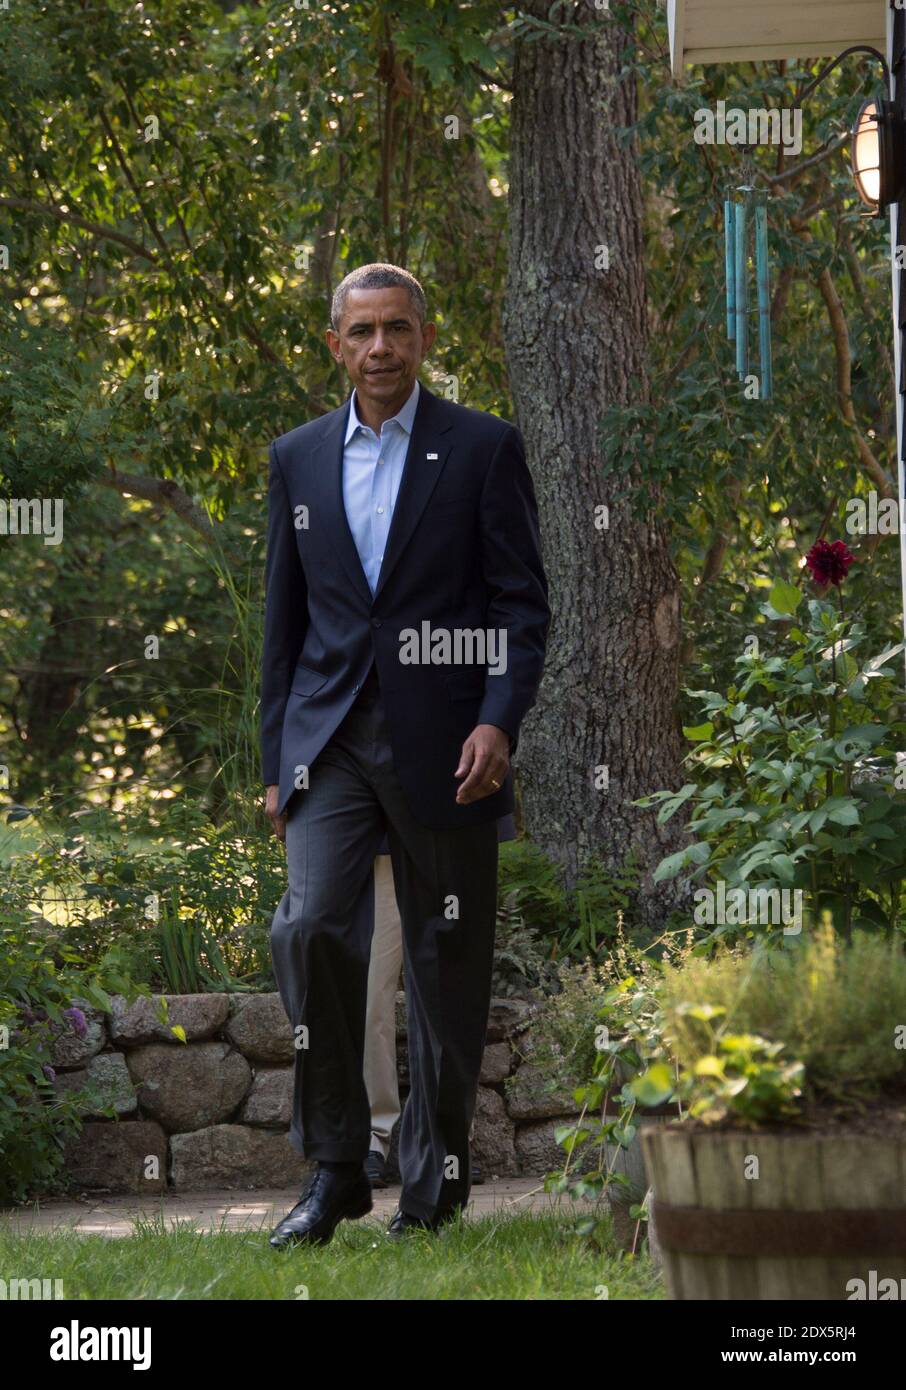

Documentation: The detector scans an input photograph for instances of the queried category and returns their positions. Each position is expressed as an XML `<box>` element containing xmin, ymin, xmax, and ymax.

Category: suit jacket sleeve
<box><xmin>260</xmin><ymin>439</ymin><xmax>309</xmax><ymax>786</ymax></box>
<box><xmin>476</xmin><ymin>424</ymin><xmax>550</xmax><ymax>753</ymax></box>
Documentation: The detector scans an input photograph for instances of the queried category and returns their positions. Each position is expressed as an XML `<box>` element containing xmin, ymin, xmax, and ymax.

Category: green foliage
<box><xmin>647</xmin><ymin>1024</ymin><xmax>805</xmax><ymax>1125</ymax></box>
<box><xmin>655</xmin><ymin>926</ymin><xmax>906</xmax><ymax>1116</ymax></box>
<box><xmin>0</xmin><ymin>919</ymin><xmax>145</xmax><ymax>1203</ymax></box>
<box><xmin>1</xmin><ymin>800</ymin><xmax>283</xmax><ymax>993</ymax></box>
<box><xmin>497</xmin><ymin>838</ymin><xmax>642</xmax><ymax>962</ymax></box>
<box><xmin>492</xmin><ymin>889</ymin><xmax>560</xmax><ymax>999</ymax></box>
<box><xmin>0</xmin><ymin>0</ymin><xmax>512</xmax><ymax>504</ymax></box>
<box><xmin>529</xmin><ymin>932</ymin><xmax>693</xmax><ymax>1227</ymax></box>
<box><xmin>508</xmin><ymin>959</ymin><xmax>613</xmax><ymax>1098</ymax></box>
<box><xmin>639</xmin><ymin>592</ymin><xmax>906</xmax><ymax>939</ymax></box>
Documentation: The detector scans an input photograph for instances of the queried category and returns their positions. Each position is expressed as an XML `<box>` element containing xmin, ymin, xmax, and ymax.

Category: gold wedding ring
<box><xmin>490</xmin><ymin>778</ymin><xmax>501</xmax><ymax>788</ymax></box>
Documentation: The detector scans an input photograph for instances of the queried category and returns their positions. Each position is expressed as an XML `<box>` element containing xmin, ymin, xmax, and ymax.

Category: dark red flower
<box><xmin>805</xmin><ymin>539</ymin><xmax>856</xmax><ymax>587</ymax></box>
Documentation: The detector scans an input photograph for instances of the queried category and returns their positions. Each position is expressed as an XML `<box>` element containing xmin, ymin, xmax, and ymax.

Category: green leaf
<box><xmin>863</xmin><ymin>643</ymin><xmax>906</xmax><ymax>675</ymax></box>
<box><xmin>683</xmin><ymin>722</ymin><xmax>714</xmax><ymax>741</ymax></box>
<box><xmin>682</xmin><ymin>1003</ymin><xmax>727</xmax><ymax>1022</ymax></box>
<box><xmin>770</xmin><ymin>852</ymin><xmax>797</xmax><ymax>884</ymax></box>
<box><xmin>631</xmin><ymin>1064</ymin><xmax>675</xmax><ymax>1107</ymax></box>
<box><xmin>823</xmin><ymin>798</ymin><xmax>861</xmax><ymax>827</ymax></box>
<box><xmin>652</xmin><ymin>840</ymin><xmax>710</xmax><ymax>882</ymax></box>
<box><xmin>768</xmin><ymin>581</ymin><xmax>802</xmax><ymax>615</ymax></box>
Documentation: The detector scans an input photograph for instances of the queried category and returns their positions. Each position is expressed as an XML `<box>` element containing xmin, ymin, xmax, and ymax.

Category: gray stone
<box><xmin>486</xmin><ymin>996</ymin><xmax>534</xmax><ymax>1042</ymax></box>
<box><xmin>49</xmin><ymin>999</ymin><xmax>107</xmax><ymax>1070</ymax></box>
<box><xmin>514</xmin><ymin>1118</ymin><xmax>583</xmax><ymax>1175</ymax></box>
<box><xmin>126</xmin><ymin>1041</ymin><xmax>252</xmax><ymax>1133</ymax></box>
<box><xmin>55</xmin><ymin>1052</ymin><xmax>137</xmax><ymax>1117</ymax></box>
<box><xmin>225</xmin><ymin>993</ymin><xmax>296</xmax><ymax>1064</ymax></box>
<box><xmin>470</xmin><ymin>1085</ymin><xmax>518</xmax><ymax>1177</ymax></box>
<box><xmin>170</xmin><ymin>1124</ymin><xmax>313</xmax><ymax>1190</ymax></box>
<box><xmin>505</xmin><ymin>1061</ymin><xmax>582</xmax><ymax>1120</ymax></box>
<box><xmin>479</xmin><ymin>1042</ymin><xmax>512</xmax><ymax>1084</ymax></box>
<box><xmin>238</xmin><ymin>1068</ymin><xmax>294</xmax><ymax>1126</ymax></box>
<box><xmin>63</xmin><ymin>1120</ymin><xmax>167</xmax><ymax>1194</ymax></box>
<box><xmin>108</xmin><ymin>992</ymin><xmax>229</xmax><ymax>1046</ymax></box>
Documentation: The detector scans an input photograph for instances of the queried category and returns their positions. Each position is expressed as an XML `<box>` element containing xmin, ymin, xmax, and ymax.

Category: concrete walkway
<box><xmin>1</xmin><ymin>1176</ymin><xmax>584</xmax><ymax>1238</ymax></box>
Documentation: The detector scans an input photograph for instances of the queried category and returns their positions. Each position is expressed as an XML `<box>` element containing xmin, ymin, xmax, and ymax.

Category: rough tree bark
<box><xmin>504</xmin><ymin>1</ymin><xmax>686</xmax><ymax>912</ymax></box>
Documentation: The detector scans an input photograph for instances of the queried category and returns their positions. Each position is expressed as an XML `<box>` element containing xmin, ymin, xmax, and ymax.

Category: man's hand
<box><xmin>266</xmin><ymin>784</ymin><xmax>287</xmax><ymax>843</ymax></box>
<box><xmin>454</xmin><ymin>724</ymin><xmax>510</xmax><ymax>805</ymax></box>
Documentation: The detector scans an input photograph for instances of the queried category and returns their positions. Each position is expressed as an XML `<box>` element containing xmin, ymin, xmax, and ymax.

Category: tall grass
<box><xmin>174</xmin><ymin>528</ymin><xmax>265</xmax><ymax>838</ymax></box>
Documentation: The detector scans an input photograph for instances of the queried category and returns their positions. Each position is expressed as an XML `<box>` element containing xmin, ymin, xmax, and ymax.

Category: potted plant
<box><xmin>638</xmin><ymin>926</ymin><xmax>906</xmax><ymax>1300</ymax></box>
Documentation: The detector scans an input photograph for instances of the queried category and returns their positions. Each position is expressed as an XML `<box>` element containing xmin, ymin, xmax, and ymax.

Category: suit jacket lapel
<box><xmin>306</xmin><ymin>399</ymin><xmax>374</xmax><ymax>610</ymax></box>
<box><xmin>373</xmin><ymin>384</ymin><xmax>454</xmax><ymax>603</ymax></box>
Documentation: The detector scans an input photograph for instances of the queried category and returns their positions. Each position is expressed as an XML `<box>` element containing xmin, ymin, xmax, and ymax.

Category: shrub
<box><xmin>653</xmin><ymin>925</ymin><xmax>906</xmax><ymax>1121</ymax></box>
<box><xmin>639</xmin><ymin>589</ymin><xmax>906</xmax><ymax>940</ymax></box>
<box><xmin>2</xmin><ymin>799</ymin><xmax>283</xmax><ymax>993</ymax></box>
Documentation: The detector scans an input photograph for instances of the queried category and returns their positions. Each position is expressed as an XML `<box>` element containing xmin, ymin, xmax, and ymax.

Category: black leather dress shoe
<box><xmin>269</xmin><ymin>1167</ymin><xmax>373</xmax><ymax>1249</ymax></box>
<box><xmin>365</xmin><ymin>1149</ymin><xmax>388</xmax><ymax>1188</ymax></box>
<box><xmin>385</xmin><ymin>1206</ymin><xmax>462</xmax><ymax>1240</ymax></box>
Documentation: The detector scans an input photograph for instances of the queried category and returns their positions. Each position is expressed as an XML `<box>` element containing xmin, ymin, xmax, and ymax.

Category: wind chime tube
<box><xmin>724</xmin><ymin>199</ymin><xmax>736</xmax><ymax>340</ymax></box>
<box><xmin>735</xmin><ymin>200</ymin><xmax>748</xmax><ymax>379</ymax></box>
<box><xmin>755</xmin><ymin>203</ymin><xmax>773</xmax><ymax>401</ymax></box>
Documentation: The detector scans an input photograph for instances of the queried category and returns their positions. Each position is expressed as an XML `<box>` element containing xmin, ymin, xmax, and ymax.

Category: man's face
<box><xmin>326</xmin><ymin>286</ymin><xmax>436</xmax><ymax>413</ymax></box>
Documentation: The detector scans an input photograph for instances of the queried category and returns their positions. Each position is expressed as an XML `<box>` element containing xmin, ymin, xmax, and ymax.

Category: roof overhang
<box><xmin>663</xmin><ymin>0</ymin><xmax>887</xmax><ymax>78</ymax></box>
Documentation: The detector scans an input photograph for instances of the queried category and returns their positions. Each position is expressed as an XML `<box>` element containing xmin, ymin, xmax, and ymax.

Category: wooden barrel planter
<box><xmin>642</xmin><ymin>1125</ymin><xmax>906</xmax><ymax>1299</ymax></box>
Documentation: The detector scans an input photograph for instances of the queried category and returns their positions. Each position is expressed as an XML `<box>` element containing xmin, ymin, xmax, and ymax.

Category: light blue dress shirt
<box><xmin>342</xmin><ymin>378</ymin><xmax>420</xmax><ymax>594</ymax></box>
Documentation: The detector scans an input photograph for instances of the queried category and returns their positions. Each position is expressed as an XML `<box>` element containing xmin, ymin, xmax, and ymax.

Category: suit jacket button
<box><xmin>371</xmin><ymin>617</ymin><xmax>382</xmax><ymax>628</ymax></box>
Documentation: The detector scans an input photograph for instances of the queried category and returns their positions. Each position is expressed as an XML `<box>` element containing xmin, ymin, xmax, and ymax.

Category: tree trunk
<box><xmin>505</xmin><ymin>1</ymin><xmax>685</xmax><ymax>914</ymax></box>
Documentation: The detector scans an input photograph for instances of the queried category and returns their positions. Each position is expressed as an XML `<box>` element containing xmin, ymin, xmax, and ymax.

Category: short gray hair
<box><xmin>330</xmin><ymin>262</ymin><xmax>427</xmax><ymax>332</ymax></box>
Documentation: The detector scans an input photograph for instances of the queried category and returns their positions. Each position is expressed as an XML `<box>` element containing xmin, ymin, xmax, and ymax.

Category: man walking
<box><xmin>261</xmin><ymin>262</ymin><xmax>549</xmax><ymax>1246</ymax></box>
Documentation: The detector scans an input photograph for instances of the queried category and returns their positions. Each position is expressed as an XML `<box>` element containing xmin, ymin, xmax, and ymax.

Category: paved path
<box><xmin>1</xmin><ymin>1177</ymin><xmax>583</xmax><ymax>1238</ymax></box>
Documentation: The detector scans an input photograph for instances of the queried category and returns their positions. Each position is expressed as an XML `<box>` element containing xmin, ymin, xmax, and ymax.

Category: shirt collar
<box><xmin>345</xmin><ymin>377</ymin><xmax>420</xmax><ymax>444</ymax></box>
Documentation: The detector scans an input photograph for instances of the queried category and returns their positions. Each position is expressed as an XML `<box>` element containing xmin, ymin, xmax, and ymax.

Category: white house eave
<box><xmin>662</xmin><ymin>0</ymin><xmax>887</xmax><ymax>78</ymax></box>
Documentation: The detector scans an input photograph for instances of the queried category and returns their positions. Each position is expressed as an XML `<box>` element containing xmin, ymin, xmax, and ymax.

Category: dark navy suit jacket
<box><xmin>260</xmin><ymin>382</ymin><xmax>550</xmax><ymax>829</ymax></box>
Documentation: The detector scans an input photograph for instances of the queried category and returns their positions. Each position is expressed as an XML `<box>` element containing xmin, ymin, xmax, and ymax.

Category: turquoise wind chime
<box><xmin>722</xmin><ymin>166</ymin><xmax>773</xmax><ymax>400</ymax></box>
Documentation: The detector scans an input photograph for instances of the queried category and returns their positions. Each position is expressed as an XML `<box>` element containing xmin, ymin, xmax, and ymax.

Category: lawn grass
<box><xmin>0</xmin><ymin>1208</ymin><xmax>664</xmax><ymax>1300</ymax></box>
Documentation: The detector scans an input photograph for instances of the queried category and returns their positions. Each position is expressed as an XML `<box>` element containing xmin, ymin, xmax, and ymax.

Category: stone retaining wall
<box><xmin>52</xmin><ymin>991</ymin><xmax>588</xmax><ymax>1194</ymax></box>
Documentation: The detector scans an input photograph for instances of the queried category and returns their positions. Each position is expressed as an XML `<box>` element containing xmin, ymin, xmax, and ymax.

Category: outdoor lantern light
<box><xmin>851</xmin><ymin>98</ymin><xmax>905</xmax><ymax>214</ymax></box>
<box><xmin>790</xmin><ymin>47</ymin><xmax>903</xmax><ymax>216</ymax></box>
